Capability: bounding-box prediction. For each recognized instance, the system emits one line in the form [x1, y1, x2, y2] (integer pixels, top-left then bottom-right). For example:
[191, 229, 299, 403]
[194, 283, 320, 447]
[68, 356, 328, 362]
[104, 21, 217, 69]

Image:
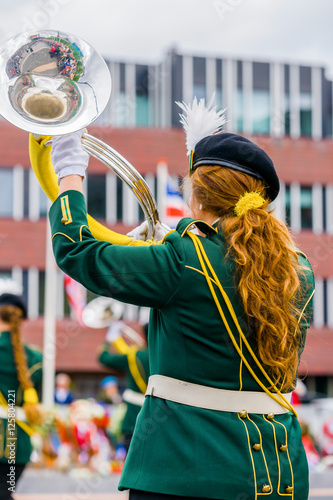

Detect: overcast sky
[1, 0, 333, 79]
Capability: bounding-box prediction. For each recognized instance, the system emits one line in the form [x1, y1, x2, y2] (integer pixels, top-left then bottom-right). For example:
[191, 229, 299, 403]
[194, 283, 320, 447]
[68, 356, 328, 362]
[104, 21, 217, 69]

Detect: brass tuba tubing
[82, 133, 159, 239]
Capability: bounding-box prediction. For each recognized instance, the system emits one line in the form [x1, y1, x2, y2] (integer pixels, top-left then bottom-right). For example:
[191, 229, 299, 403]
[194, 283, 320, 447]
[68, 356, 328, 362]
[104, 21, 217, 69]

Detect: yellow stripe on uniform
[127, 347, 147, 394]
[60, 195, 73, 225]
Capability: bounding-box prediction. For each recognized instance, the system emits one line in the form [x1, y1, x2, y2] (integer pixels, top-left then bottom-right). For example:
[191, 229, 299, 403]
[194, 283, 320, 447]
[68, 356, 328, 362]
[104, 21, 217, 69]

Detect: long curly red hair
[191, 165, 305, 391]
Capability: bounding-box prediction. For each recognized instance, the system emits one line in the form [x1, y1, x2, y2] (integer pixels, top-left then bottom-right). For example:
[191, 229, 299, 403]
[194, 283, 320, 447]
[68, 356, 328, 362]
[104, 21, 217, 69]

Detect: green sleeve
[49, 191, 184, 309]
[99, 348, 129, 371]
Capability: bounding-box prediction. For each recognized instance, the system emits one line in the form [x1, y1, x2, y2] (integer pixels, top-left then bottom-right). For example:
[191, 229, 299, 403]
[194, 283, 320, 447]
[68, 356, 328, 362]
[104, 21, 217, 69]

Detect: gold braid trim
[127, 347, 147, 394]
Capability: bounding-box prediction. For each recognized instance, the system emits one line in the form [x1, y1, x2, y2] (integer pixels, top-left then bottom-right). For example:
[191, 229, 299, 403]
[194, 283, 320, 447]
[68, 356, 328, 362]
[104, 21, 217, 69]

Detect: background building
[0, 49, 332, 397]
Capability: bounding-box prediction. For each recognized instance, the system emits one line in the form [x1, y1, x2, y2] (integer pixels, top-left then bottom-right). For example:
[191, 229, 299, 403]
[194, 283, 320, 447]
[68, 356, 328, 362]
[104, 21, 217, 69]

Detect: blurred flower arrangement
[30, 399, 126, 475]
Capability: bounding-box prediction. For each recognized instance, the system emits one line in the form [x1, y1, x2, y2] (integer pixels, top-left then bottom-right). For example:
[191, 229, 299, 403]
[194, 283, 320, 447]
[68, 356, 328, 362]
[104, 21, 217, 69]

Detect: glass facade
[253, 62, 270, 134]
[193, 57, 206, 101]
[253, 89, 270, 134]
[135, 65, 149, 127]
[300, 92, 312, 137]
[300, 186, 313, 229]
[300, 66, 312, 137]
[284, 65, 291, 136]
[216, 59, 223, 109]
[235, 61, 243, 132]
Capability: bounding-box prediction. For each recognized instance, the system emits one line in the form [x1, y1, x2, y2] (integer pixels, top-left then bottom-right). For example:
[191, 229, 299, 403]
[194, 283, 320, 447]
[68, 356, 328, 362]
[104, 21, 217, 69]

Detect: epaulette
[176, 217, 218, 237]
[296, 249, 308, 260]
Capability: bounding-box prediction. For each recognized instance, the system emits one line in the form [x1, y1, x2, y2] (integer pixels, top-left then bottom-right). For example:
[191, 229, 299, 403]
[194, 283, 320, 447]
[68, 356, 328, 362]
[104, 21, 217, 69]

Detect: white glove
[127, 221, 149, 241]
[51, 130, 89, 184]
[105, 320, 124, 343]
[127, 221, 171, 242]
[154, 221, 171, 241]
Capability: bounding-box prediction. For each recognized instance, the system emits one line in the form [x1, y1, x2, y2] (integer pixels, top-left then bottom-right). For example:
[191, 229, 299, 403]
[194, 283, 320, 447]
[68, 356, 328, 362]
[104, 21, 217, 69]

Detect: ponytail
[191, 166, 305, 391]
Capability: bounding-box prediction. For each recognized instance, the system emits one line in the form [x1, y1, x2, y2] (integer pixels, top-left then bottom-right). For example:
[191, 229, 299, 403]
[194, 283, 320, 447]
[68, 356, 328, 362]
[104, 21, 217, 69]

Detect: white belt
[123, 389, 145, 407]
[145, 375, 292, 415]
[0, 405, 27, 421]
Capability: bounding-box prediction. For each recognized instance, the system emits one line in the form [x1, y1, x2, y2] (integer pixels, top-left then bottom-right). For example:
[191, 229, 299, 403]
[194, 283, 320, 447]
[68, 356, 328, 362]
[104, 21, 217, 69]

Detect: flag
[157, 160, 190, 229]
[64, 274, 87, 327]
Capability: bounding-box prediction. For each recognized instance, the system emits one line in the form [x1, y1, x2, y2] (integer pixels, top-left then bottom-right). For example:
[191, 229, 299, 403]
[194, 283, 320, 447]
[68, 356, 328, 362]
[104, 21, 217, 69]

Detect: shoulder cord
[0, 389, 35, 436]
[186, 231, 297, 418]
[127, 347, 148, 394]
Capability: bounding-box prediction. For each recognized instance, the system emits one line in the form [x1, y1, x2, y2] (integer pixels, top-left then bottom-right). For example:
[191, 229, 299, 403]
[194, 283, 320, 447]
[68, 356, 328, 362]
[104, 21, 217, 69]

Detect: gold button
[285, 486, 293, 493]
[239, 410, 248, 418]
[279, 444, 288, 452]
[262, 484, 271, 493]
[252, 443, 261, 451]
[267, 412, 275, 420]
[61, 217, 67, 224]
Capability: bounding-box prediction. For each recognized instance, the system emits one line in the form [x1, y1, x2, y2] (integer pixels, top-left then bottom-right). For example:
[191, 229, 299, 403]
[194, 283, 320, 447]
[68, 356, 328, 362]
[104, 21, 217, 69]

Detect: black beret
[0, 293, 27, 319]
[191, 133, 280, 201]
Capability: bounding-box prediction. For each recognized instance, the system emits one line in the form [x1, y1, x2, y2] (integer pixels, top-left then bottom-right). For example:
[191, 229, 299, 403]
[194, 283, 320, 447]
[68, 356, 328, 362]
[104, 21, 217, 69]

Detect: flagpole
[42, 213, 56, 408]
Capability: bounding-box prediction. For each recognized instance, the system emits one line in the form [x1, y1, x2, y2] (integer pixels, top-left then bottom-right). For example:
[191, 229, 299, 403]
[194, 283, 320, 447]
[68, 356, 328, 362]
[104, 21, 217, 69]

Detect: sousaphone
[0, 30, 159, 242]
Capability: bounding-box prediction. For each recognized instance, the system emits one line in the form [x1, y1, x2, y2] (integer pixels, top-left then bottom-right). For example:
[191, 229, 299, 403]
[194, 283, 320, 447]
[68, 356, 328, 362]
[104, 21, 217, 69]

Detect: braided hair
[0, 303, 43, 426]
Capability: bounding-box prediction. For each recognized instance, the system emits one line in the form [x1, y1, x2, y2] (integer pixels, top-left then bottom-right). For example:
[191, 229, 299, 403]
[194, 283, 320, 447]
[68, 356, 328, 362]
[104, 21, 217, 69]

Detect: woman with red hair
[45, 98, 314, 500]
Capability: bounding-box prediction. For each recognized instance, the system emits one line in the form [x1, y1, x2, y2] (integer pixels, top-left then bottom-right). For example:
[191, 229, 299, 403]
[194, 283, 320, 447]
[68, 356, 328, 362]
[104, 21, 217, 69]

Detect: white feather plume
[0, 279, 23, 296]
[176, 96, 226, 156]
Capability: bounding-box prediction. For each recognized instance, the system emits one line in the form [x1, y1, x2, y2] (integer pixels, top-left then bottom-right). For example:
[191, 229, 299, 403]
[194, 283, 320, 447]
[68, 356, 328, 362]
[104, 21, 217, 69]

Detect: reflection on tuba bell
[0, 30, 159, 239]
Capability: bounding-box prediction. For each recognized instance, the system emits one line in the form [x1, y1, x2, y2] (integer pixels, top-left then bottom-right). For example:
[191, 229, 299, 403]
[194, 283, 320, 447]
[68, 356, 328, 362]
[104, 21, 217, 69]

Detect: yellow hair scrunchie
[234, 192, 265, 217]
[23, 387, 39, 405]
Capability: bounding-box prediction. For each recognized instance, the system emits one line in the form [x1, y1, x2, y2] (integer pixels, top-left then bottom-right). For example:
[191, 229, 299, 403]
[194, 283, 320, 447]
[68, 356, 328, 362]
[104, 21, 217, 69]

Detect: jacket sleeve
[98, 346, 129, 371]
[49, 190, 184, 309]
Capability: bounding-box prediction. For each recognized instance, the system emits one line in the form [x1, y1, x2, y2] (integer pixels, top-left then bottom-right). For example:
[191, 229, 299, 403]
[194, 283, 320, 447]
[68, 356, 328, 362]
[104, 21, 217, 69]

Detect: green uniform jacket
[0, 331, 43, 464]
[98, 346, 149, 435]
[50, 191, 314, 500]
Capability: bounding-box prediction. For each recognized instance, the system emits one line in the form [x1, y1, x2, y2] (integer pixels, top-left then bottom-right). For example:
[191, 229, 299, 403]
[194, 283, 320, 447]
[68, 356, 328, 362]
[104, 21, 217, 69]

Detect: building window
[235, 61, 243, 132]
[300, 66, 312, 137]
[253, 89, 270, 134]
[0, 269, 12, 280]
[300, 92, 312, 137]
[321, 72, 332, 138]
[87, 174, 106, 220]
[23, 170, 29, 218]
[116, 176, 123, 221]
[0, 169, 13, 217]
[216, 59, 223, 109]
[300, 186, 312, 229]
[285, 185, 291, 226]
[171, 54, 183, 127]
[38, 270, 45, 316]
[136, 65, 149, 127]
[323, 279, 328, 326]
[284, 65, 290, 135]
[253, 62, 270, 134]
[39, 187, 48, 217]
[193, 57, 206, 101]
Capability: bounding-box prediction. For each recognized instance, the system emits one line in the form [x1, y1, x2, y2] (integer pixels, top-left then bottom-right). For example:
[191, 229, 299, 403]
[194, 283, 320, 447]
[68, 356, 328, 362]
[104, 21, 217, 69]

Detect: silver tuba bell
[0, 30, 159, 238]
[82, 296, 146, 347]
